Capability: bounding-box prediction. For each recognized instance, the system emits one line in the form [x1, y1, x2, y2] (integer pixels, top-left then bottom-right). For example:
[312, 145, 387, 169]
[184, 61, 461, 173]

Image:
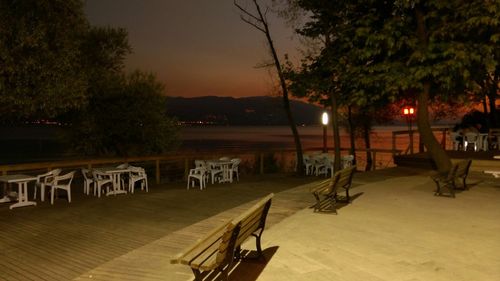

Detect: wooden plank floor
[0, 172, 324, 281]
[0, 168, 424, 281]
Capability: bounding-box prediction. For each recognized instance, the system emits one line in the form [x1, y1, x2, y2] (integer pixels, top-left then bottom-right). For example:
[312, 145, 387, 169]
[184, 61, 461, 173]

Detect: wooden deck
[0, 168, 440, 281]
[0, 173, 324, 281]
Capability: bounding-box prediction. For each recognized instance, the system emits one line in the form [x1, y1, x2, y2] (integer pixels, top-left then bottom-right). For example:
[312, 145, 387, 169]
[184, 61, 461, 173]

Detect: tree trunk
[330, 92, 341, 171]
[235, 0, 305, 175]
[487, 77, 499, 128]
[363, 121, 372, 171]
[415, 6, 451, 173]
[418, 83, 451, 173]
[347, 105, 356, 165]
[258, 2, 304, 175]
[482, 95, 488, 115]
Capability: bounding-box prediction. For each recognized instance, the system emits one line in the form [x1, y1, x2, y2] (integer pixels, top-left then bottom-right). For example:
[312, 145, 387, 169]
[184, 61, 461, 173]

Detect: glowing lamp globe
[321, 112, 329, 125]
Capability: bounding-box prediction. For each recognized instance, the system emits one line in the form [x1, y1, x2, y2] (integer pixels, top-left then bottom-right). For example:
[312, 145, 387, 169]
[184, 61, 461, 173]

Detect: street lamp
[402, 106, 415, 154]
[322, 111, 329, 152]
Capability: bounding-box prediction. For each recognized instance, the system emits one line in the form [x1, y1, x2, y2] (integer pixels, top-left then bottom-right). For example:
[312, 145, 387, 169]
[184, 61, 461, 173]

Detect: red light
[403, 107, 415, 116]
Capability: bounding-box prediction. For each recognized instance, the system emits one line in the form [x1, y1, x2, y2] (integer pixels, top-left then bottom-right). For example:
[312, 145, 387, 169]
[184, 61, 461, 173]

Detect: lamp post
[322, 111, 329, 152]
[402, 106, 415, 154]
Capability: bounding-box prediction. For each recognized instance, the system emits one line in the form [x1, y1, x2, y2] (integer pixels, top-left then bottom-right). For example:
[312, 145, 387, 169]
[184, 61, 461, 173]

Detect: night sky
[84, 0, 299, 98]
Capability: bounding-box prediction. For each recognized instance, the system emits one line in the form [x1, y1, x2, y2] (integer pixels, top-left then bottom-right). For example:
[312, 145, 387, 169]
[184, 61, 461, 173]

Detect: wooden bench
[431, 159, 472, 198]
[310, 166, 356, 214]
[170, 193, 273, 281]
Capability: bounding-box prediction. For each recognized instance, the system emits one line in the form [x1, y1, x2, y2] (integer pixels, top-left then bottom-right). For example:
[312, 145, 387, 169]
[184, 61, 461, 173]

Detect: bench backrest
[215, 222, 241, 267]
[231, 193, 273, 248]
[455, 159, 472, 178]
[334, 166, 356, 190]
[448, 159, 471, 180]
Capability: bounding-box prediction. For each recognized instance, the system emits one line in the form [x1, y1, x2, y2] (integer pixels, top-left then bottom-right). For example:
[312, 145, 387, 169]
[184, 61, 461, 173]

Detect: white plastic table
[208, 160, 233, 183]
[0, 174, 37, 210]
[96, 167, 130, 196]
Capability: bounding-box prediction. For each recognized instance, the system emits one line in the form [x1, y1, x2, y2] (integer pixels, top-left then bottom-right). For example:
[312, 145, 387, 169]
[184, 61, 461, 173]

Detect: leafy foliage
[1, 0, 179, 156]
[0, 0, 88, 120]
[63, 71, 179, 156]
[280, 0, 500, 172]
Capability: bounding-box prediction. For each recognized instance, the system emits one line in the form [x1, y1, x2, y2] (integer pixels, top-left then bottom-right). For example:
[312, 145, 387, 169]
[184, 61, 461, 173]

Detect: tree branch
[240, 15, 266, 33]
[234, 0, 263, 24]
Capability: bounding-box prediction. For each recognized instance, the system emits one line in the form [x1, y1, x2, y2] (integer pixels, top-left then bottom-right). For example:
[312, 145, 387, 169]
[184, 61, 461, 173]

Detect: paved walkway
[251, 173, 500, 281]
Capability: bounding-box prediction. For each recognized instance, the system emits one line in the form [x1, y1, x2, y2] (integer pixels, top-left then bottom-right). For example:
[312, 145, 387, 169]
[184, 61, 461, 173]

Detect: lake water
[180, 125, 411, 151]
[0, 125, 451, 167]
[180, 125, 452, 170]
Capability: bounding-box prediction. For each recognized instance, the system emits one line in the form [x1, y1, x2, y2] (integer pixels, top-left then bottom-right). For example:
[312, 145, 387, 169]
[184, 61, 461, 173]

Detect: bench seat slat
[191, 225, 236, 271]
[236, 214, 262, 245]
[309, 179, 331, 193]
[231, 194, 273, 225]
[170, 221, 230, 265]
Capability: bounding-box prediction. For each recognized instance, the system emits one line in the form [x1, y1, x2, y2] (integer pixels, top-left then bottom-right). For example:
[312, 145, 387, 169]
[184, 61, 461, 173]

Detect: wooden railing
[0, 147, 401, 183]
[392, 127, 449, 155]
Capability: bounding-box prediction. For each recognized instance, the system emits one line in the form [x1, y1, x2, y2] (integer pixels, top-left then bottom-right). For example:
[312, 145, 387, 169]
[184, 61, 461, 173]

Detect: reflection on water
[180, 125, 407, 151]
[180, 125, 452, 170]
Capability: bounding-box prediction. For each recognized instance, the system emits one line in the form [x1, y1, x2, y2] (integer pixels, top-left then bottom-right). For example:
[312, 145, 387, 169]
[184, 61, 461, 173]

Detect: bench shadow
[310, 192, 364, 214]
[201, 246, 279, 281]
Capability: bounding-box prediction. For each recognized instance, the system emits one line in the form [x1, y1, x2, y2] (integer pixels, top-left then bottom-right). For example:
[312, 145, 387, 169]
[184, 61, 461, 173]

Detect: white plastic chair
[325, 157, 334, 176]
[116, 163, 130, 187]
[314, 156, 329, 177]
[128, 166, 148, 193]
[207, 161, 224, 184]
[303, 155, 313, 175]
[187, 167, 206, 190]
[116, 163, 129, 169]
[92, 170, 113, 198]
[219, 157, 230, 161]
[230, 158, 241, 182]
[81, 168, 95, 195]
[50, 171, 76, 205]
[194, 160, 206, 168]
[464, 133, 479, 151]
[341, 155, 355, 168]
[195, 160, 209, 183]
[35, 168, 61, 202]
[450, 132, 462, 151]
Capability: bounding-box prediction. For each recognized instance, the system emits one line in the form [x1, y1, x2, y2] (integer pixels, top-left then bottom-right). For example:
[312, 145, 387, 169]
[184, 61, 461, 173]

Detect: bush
[63, 71, 179, 156]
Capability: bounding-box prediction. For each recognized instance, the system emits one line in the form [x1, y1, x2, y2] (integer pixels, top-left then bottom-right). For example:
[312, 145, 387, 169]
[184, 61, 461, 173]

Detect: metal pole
[323, 125, 327, 152]
[409, 116, 414, 154]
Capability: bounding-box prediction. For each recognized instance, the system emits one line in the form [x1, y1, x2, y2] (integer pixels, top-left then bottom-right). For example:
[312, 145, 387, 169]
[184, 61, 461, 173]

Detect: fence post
[372, 151, 377, 170]
[184, 158, 189, 180]
[442, 128, 447, 149]
[392, 132, 397, 157]
[156, 159, 160, 184]
[260, 153, 264, 174]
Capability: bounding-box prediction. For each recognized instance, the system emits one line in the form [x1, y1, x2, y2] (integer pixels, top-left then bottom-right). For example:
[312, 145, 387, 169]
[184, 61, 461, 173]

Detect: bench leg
[192, 269, 202, 281]
[234, 245, 242, 260]
[344, 188, 350, 203]
[330, 194, 338, 215]
[252, 230, 264, 257]
[313, 192, 321, 212]
[433, 181, 442, 196]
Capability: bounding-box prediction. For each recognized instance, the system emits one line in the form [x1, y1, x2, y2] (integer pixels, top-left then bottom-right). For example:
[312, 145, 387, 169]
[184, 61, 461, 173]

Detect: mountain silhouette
[166, 96, 323, 125]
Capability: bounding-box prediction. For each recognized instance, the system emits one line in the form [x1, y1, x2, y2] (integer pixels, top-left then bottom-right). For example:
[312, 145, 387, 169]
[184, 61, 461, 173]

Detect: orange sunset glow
[85, 0, 299, 98]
